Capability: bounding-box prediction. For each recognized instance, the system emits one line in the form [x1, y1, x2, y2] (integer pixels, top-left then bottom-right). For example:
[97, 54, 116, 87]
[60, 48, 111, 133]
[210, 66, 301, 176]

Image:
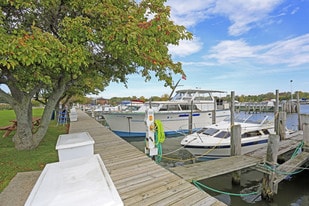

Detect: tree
[0, 0, 192, 150]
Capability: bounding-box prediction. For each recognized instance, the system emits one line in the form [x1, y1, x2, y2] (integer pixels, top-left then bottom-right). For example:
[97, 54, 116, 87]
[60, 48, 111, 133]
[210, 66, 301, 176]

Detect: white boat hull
[103, 110, 230, 137]
[182, 135, 269, 159]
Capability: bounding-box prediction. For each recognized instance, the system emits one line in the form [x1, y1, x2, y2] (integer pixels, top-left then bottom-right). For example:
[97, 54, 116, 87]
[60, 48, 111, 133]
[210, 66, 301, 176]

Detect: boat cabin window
[179, 104, 197, 110]
[262, 129, 270, 135]
[214, 131, 230, 138]
[159, 104, 180, 111]
[198, 128, 219, 135]
[123, 105, 141, 111]
[194, 93, 213, 101]
[242, 130, 262, 138]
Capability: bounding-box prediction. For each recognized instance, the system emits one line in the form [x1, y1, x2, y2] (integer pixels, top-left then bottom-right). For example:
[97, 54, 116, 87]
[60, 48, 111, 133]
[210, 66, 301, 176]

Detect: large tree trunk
[12, 98, 35, 150]
[11, 82, 67, 150]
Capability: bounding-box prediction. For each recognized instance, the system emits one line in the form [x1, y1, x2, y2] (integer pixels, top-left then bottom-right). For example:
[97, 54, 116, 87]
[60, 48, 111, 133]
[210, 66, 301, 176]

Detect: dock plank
[119, 174, 180, 199]
[170, 155, 261, 181]
[274, 152, 309, 185]
[125, 182, 193, 206]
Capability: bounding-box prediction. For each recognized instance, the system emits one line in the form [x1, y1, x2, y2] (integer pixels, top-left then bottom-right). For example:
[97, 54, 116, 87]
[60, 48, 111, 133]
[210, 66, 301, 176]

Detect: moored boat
[181, 114, 280, 159]
[103, 89, 230, 137]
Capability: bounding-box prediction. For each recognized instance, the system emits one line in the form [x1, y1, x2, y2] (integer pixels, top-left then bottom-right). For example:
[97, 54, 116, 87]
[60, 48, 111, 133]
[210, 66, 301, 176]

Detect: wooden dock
[170, 155, 260, 181]
[69, 110, 226, 206]
[170, 131, 309, 188]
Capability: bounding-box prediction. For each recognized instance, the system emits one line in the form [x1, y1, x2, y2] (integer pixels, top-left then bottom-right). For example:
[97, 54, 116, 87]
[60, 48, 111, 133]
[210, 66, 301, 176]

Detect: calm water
[122, 105, 309, 206]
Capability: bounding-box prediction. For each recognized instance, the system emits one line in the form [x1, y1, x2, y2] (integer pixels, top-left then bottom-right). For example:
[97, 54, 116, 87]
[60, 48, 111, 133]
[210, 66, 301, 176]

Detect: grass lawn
[0, 108, 67, 192]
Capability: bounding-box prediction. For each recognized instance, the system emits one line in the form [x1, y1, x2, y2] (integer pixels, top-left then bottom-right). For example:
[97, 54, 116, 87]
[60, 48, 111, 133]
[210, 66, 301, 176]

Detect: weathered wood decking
[170, 131, 308, 184]
[169, 155, 261, 181]
[69, 110, 226, 206]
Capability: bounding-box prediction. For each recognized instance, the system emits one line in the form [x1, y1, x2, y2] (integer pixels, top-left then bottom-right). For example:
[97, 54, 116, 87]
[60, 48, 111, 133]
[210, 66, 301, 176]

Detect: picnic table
[0, 124, 17, 138]
[0, 117, 41, 138]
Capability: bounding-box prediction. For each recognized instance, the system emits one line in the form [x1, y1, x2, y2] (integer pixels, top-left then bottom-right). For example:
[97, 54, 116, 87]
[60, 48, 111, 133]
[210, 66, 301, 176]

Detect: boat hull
[183, 138, 268, 159]
[103, 110, 230, 137]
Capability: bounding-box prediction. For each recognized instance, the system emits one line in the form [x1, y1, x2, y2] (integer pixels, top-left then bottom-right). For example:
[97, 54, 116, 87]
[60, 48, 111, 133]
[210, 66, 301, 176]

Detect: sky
[98, 0, 309, 99]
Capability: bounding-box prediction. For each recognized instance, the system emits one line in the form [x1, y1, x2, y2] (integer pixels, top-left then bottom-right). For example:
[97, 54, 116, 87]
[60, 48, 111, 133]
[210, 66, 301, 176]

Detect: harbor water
[121, 105, 309, 206]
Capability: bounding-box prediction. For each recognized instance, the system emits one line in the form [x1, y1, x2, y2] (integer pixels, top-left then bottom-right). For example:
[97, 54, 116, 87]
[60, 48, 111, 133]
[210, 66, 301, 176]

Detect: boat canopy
[172, 89, 226, 101]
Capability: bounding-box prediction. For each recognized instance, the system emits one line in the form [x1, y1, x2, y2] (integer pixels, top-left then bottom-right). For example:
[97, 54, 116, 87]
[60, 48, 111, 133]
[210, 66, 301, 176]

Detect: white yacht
[102, 89, 230, 137]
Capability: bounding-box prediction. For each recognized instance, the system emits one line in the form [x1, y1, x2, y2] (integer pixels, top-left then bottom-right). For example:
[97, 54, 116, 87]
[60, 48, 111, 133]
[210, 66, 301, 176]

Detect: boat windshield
[215, 131, 230, 138]
[197, 128, 219, 135]
[172, 90, 213, 101]
[232, 114, 273, 124]
[241, 130, 262, 138]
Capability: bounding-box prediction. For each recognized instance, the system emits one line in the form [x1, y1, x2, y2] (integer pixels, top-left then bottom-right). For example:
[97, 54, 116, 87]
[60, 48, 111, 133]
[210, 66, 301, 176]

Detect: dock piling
[262, 134, 280, 201]
[231, 124, 241, 185]
[303, 123, 309, 152]
[278, 112, 287, 140]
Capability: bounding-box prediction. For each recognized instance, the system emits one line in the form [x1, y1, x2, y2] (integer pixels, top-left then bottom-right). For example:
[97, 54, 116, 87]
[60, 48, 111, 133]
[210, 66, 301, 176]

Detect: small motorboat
[181, 114, 279, 159]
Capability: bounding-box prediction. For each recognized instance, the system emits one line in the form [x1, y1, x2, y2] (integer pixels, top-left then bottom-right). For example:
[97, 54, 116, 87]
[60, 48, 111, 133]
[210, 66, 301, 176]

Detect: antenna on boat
[169, 78, 181, 99]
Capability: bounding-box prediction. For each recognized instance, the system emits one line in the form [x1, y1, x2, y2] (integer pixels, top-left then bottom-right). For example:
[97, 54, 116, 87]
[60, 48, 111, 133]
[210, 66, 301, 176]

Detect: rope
[154, 120, 165, 163]
[192, 180, 260, 197]
[260, 140, 306, 176]
[262, 163, 306, 175]
[159, 129, 228, 162]
[291, 141, 304, 159]
[155, 120, 165, 143]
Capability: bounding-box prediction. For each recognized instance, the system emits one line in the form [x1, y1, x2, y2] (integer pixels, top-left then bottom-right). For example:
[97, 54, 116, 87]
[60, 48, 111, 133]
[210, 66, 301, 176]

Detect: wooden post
[262, 134, 280, 201]
[297, 92, 301, 131]
[231, 124, 241, 185]
[274, 90, 279, 134]
[278, 112, 286, 140]
[303, 123, 309, 152]
[230, 91, 235, 126]
[212, 97, 216, 124]
[188, 100, 193, 134]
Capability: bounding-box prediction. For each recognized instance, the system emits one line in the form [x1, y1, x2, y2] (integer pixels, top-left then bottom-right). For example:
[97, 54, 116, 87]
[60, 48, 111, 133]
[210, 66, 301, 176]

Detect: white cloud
[167, 0, 286, 36]
[203, 33, 309, 66]
[258, 34, 309, 66]
[166, 0, 215, 28]
[210, 0, 283, 36]
[206, 40, 256, 63]
[168, 37, 203, 57]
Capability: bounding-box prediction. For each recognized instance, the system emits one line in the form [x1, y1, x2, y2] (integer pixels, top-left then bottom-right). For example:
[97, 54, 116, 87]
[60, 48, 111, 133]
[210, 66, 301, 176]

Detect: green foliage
[0, 109, 67, 192]
[0, 0, 192, 149]
[223, 91, 309, 102]
[0, 0, 191, 96]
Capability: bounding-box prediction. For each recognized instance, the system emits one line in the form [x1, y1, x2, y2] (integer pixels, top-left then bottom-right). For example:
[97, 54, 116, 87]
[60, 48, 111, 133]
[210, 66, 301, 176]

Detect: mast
[168, 79, 181, 99]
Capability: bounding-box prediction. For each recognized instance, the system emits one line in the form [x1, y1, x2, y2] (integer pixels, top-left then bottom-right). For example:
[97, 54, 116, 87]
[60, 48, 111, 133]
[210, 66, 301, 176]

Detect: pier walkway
[0, 110, 226, 206]
[70, 110, 225, 205]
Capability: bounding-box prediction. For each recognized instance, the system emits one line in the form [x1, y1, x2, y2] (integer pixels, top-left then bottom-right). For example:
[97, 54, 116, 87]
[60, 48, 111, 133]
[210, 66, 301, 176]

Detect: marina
[1, 104, 309, 205]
